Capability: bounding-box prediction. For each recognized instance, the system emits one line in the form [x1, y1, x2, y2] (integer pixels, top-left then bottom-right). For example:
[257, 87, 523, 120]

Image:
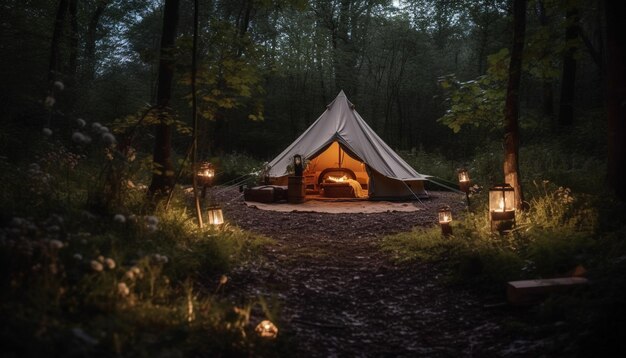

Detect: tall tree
[557, 1, 579, 127]
[605, 0, 626, 201]
[148, 0, 180, 197]
[48, 0, 69, 83]
[503, 0, 526, 210]
[85, 0, 109, 81]
[191, 0, 203, 226]
[537, 0, 555, 122]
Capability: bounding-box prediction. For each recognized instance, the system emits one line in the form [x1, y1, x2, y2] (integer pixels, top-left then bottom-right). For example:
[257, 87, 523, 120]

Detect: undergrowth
[0, 124, 286, 356]
[383, 159, 626, 353]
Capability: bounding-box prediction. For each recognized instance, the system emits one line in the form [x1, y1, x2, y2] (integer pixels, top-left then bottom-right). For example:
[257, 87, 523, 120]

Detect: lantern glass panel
[438, 208, 452, 224]
[458, 169, 470, 183]
[207, 207, 224, 225]
[489, 184, 515, 212]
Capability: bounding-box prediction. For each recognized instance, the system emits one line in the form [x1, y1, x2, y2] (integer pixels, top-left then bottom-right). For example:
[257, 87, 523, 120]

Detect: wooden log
[507, 277, 589, 305]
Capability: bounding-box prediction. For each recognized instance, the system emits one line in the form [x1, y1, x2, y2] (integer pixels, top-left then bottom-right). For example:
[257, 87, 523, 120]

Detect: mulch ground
[214, 188, 558, 357]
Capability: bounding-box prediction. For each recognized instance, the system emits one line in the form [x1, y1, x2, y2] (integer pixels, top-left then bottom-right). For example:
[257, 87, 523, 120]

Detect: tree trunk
[558, 5, 579, 127]
[503, 0, 526, 211]
[149, 0, 180, 197]
[68, 0, 78, 77]
[537, 0, 555, 123]
[85, 1, 108, 81]
[191, 0, 203, 227]
[48, 0, 69, 83]
[605, 0, 626, 201]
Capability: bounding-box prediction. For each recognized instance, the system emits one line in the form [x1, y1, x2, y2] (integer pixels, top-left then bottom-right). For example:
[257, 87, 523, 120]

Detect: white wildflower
[42, 127, 53, 136]
[53, 81, 64, 91]
[100, 126, 109, 133]
[91, 122, 102, 131]
[154, 254, 169, 264]
[117, 282, 130, 297]
[113, 214, 126, 224]
[102, 132, 116, 146]
[44, 96, 55, 108]
[72, 132, 86, 144]
[76, 118, 86, 127]
[145, 216, 159, 226]
[49, 239, 64, 249]
[46, 225, 61, 233]
[90, 260, 103, 272]
[124, 270, 135, 281]
[104, 258, 116, 270]
[73, 253, 83, 260]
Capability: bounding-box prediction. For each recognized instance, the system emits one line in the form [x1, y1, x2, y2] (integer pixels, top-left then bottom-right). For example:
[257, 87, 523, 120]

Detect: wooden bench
[506, 277, 589, 305]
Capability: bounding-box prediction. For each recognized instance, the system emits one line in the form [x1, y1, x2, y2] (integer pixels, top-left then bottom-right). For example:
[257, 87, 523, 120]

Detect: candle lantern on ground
[489, 184, 515, 232]
[458, 168, 470, 193]
[288, 155, 305, 203]
[255, 320, 278, 339]
[438, 206, 453, 236]
[207, 205, 224, 226]
[196, 162, 215, 198]
[458, 167, 471, 207]
[293, 154, 303, 177]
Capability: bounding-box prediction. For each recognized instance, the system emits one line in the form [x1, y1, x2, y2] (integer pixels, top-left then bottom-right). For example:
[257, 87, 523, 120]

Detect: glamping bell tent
[267, 91, 430, 200]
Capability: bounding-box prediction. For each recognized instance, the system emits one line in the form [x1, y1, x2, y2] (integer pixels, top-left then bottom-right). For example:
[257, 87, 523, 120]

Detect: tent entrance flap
[305, 141, 369, 188]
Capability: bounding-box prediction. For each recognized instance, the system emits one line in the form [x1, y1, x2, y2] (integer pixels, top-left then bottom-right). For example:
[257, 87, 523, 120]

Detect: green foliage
[398, 148, 456, 181]
[211, 152, 265, 184]
[437, 48, 510, 133]
[381, 181, 604, 290]
[0, 118, 283, 356]
[188, 21, 265, 123]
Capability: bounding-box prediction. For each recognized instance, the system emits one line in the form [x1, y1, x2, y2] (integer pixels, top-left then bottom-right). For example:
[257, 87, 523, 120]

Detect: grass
[384, 129, 626, 353]
[0, 135, 288, 356]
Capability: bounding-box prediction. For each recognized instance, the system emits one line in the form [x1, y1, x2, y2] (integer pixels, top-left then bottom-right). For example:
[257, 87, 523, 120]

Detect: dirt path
[216, 188, 540, 357]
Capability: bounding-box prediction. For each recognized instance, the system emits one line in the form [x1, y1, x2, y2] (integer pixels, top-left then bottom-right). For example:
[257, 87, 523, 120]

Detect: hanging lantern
[438, 206, 453, 236]
[196, 162, 215, 186]
[457, 168, 470, 193]
[255, 320, 278, 339]
[293, 154, 303, 177]
[489, 184, 515, 232]
[207, 205, 224, 226]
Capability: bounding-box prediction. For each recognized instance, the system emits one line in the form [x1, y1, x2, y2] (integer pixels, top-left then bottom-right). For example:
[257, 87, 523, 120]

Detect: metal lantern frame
[438, 206, 453, 236]
[489, 183, 516, 232]
[457, 168, 471, 193]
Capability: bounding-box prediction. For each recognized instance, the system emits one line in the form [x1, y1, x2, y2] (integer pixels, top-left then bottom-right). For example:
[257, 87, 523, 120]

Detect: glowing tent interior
[266, 91, 431, 200]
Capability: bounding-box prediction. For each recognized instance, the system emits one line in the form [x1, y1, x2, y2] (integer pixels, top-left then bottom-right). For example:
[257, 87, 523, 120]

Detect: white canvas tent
[267, 91, 430, 200]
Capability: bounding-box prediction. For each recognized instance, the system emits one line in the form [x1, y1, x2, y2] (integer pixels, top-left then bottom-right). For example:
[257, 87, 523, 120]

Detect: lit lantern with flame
[489, 184, 515, 232]
[438, 206, 453, 236]
[196, 162, 215, 186]
[458, 168, 470, 193]
[293, 154, 303, 177]
[207, 206, 224, 226]
[255, 320, 278, 339]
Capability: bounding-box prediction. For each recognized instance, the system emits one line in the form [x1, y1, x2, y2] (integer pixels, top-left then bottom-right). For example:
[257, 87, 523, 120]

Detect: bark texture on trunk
[149, 0, 180, 197]
[503, 0, 527, 210]
[605, 0, 626, 201]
